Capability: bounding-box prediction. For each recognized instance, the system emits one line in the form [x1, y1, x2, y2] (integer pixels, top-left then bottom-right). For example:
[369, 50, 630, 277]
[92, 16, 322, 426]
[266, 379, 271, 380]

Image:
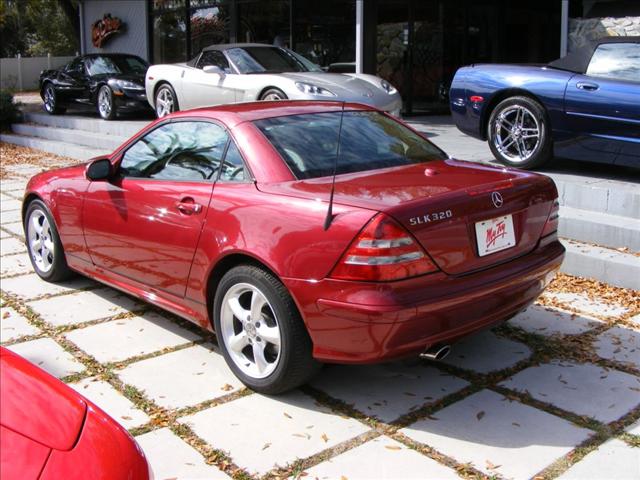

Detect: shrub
[0, 90, 21, 131]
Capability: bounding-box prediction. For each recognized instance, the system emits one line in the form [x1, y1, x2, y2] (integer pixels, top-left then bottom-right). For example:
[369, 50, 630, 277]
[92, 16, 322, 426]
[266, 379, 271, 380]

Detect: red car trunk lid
[259, 159, 557, 275]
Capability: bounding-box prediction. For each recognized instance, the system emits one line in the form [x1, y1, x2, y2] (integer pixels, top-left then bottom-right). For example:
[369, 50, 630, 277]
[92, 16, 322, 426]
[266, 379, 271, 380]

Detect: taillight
[541, 199, 560, 237]
[330, 213, 439, 282]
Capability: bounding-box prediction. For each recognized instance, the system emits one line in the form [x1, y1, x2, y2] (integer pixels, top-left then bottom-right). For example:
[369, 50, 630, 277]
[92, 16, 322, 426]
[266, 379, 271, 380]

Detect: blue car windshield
[255, 111, 447, 179]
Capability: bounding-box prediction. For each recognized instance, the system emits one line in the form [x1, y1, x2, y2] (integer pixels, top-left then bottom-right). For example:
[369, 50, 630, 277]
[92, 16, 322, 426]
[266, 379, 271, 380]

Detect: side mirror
[86, 158, 111, 181]
[203, 65, 224, 75]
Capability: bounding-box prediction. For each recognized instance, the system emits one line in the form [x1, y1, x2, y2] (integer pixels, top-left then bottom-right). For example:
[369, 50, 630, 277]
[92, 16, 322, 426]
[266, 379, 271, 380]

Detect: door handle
[175, 197, 202, 215]
[576, 81, 599, 91]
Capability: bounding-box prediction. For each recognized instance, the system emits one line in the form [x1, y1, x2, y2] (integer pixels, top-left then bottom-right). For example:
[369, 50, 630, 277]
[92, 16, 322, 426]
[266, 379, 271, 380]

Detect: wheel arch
[256, 86, 285, 101]
[205, 252, 285, 329]
[480, 88, 550, 140]
[22, 193, 45, 224]
[152, 80, 173, 108]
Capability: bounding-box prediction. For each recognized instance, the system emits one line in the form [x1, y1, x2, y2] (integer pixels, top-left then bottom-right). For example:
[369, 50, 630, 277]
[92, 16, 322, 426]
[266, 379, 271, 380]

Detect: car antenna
[323, 102, 345, 231]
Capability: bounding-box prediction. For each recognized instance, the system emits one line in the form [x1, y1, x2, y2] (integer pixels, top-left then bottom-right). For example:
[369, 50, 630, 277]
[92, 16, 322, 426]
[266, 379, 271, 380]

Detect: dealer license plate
[475, 215, 516, 256]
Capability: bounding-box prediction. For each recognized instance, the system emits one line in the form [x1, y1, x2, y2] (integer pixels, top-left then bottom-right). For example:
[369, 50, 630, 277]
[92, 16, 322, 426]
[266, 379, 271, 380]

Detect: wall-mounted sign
[91, 14, 125, 48]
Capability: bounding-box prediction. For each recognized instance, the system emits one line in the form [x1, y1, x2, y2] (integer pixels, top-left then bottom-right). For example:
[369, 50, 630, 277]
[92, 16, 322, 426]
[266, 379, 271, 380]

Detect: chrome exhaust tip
[419, 344, 451, 361]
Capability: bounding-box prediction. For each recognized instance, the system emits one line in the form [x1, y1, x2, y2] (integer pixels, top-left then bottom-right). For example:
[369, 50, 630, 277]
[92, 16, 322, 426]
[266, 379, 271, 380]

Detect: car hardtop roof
[548, 36, 640, 73]
[201, 43, 278, 52]
[167, 100, 378, 127]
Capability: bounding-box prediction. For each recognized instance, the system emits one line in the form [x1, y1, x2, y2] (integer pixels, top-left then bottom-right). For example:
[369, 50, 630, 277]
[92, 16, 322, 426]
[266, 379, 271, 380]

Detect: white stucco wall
[81, 0, 149, 61]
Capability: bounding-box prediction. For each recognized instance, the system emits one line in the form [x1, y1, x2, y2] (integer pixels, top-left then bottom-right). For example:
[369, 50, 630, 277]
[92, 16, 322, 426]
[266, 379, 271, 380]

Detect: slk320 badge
[409, 210, 453, 226]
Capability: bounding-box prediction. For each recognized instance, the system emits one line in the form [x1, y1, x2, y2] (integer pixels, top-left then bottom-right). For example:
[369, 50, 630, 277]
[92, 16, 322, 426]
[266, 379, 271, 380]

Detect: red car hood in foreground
[0, 347, 150, 480]
[259, 159, 557, 275]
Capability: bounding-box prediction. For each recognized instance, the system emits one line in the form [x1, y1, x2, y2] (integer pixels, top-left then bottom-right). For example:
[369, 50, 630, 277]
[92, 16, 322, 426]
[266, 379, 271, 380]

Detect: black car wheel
[42, 84, 65, 115]
[24, 199, 75, 282]
[488, 96, 552, 169]
[260, 88, 288, 101]
[155, 84, 179, 118]
[213, 265, 321, 394]
[97, 85, 117, 120]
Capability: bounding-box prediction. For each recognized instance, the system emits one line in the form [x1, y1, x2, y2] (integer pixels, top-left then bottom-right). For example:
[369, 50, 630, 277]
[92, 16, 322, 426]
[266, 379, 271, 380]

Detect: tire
[42, 83, 65, 115]
[97, 85, 117, 120]
[213, 265, 320, 394]
[24, 199, 75, 282]
[487, 96, 552, 169]
[154, 84, 179, 118]
[260, 88, 288, 101]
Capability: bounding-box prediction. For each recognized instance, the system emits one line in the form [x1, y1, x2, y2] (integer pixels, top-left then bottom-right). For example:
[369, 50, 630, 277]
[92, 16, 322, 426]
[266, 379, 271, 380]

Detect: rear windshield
[254, 111, 446, 179]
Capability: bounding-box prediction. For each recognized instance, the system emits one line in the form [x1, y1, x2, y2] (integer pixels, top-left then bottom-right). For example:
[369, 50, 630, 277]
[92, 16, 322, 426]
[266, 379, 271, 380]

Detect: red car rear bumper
[285, 236, 564, 363]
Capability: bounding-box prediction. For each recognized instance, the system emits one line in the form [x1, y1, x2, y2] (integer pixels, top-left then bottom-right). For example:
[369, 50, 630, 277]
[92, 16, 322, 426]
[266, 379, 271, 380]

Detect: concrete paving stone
[28, 287, 142, 327]
[543, 292, 629, 319]
[1, 222, 24, 238]
[441, 330, 532, 374]
[0, 237, 26, 255]
[509, 305, 602, 337]
[303, 436, 460, 480]
[118, 344, 242, 410]
[0, 273, 96, 300]
[0, 199, 22, 212]
[0, 305, 40, 342]
[0, 230, 8, 239]
[401, 389, 593, 480]
[0, 180, 27, 192]
[0, 252, 32, 277]
[626, 419, 640, 436]
[500, 361, 640, 423]
[0, 193, 15, 202]
[594, 326, 640, 369]
[136, 428, 231, 480]
[556, 439, 640, 480]
[311, 363, 469, 423]
[65, 311, 200, 363]
[7, 338, 85, 378]
[69, 377, 150, 430]
[181, 390, 370, 476]
[0, 210, 21, 224]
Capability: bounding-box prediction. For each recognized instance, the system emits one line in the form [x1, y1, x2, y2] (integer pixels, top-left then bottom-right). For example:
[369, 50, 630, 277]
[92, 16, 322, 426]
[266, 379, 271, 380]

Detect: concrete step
[0, 133, 110, 161]
[558, 206, 640, 253]
[11, 123, 126, 152]
[560, 238, 640, 290]
[22, 111, 146, 138]
[552, 176, 640, 219]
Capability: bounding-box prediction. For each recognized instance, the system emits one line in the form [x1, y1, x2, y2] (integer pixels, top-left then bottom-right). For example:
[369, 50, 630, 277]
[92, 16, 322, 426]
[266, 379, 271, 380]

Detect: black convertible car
[39, 54, 150, 120]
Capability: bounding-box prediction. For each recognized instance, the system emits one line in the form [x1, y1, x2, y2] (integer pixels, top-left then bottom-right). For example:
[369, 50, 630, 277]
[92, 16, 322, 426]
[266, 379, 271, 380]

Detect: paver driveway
[1, 145, 639, 480]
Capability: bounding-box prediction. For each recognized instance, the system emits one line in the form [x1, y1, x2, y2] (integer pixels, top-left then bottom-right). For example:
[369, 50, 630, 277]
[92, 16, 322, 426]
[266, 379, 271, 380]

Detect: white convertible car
[145, 43, 402, 117]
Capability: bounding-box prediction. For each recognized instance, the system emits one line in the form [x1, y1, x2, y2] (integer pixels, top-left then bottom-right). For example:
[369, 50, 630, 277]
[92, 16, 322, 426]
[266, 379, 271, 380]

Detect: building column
[560, 0, 569, 56]
[356, 0, 364, 73]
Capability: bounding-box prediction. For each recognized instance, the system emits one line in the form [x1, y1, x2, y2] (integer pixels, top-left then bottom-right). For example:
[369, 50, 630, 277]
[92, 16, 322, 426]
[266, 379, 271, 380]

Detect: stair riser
[0, 134, 110, 161]
[23, 112, 145, 138]
[558, 218, 640, 252]
[12, 124, 123, 152]
[555, 179, 640, 219]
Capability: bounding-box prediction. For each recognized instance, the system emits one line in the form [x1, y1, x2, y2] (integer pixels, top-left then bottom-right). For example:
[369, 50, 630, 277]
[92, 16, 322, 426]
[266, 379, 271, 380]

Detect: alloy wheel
[156, 88, 175, 117]
[98, 87, 112, 118]
[262, 92, 285, 101]
[27, 208, 55, 273]
[219, 282, 281, 379]
[44, 86, 55, 113]
[492, 105, 541, 164]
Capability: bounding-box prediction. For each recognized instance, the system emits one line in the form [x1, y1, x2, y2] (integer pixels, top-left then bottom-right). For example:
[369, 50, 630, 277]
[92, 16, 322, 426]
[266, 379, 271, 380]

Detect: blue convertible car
[450, 37, 639, 169]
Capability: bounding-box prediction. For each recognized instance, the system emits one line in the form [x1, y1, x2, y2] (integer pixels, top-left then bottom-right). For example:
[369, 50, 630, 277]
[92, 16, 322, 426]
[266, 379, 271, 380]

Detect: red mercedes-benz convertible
[22, 101, 563, 393]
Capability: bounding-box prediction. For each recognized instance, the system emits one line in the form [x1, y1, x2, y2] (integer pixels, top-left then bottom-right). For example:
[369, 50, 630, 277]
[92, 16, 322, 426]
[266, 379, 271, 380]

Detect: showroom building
[78, 0, 639, 114]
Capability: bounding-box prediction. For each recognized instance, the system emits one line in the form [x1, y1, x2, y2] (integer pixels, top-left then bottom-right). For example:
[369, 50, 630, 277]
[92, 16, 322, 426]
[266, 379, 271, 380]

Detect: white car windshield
[226, 46, 322, 74]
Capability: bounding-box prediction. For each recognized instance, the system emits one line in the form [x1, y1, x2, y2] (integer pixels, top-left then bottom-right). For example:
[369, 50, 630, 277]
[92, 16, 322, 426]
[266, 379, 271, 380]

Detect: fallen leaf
[476, 411, 485, 421]
[262, 443, 271, 450]
[221, 383, 233, 391]
[385, 445, 401, 451]
[284, 412, 292, 419]
[321, 433, 329, 443]
[121, 415, 132, 420]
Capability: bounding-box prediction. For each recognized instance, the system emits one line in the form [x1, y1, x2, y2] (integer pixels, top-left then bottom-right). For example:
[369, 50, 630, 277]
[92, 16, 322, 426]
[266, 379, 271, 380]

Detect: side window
[65, 57, 83, 73]
[586, 43, 640, 83]
[197, 51, 231, 72]
[120, 121, 228, 181]
[219, 141, 248, 182]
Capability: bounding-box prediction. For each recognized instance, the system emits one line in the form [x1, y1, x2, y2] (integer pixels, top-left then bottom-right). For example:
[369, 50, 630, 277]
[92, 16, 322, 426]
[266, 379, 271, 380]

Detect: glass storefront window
[153, 10, 187, 63]
[190, 2, 230, 55]
[292, 1, 356, 68]
[237, 0, 291, 45]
